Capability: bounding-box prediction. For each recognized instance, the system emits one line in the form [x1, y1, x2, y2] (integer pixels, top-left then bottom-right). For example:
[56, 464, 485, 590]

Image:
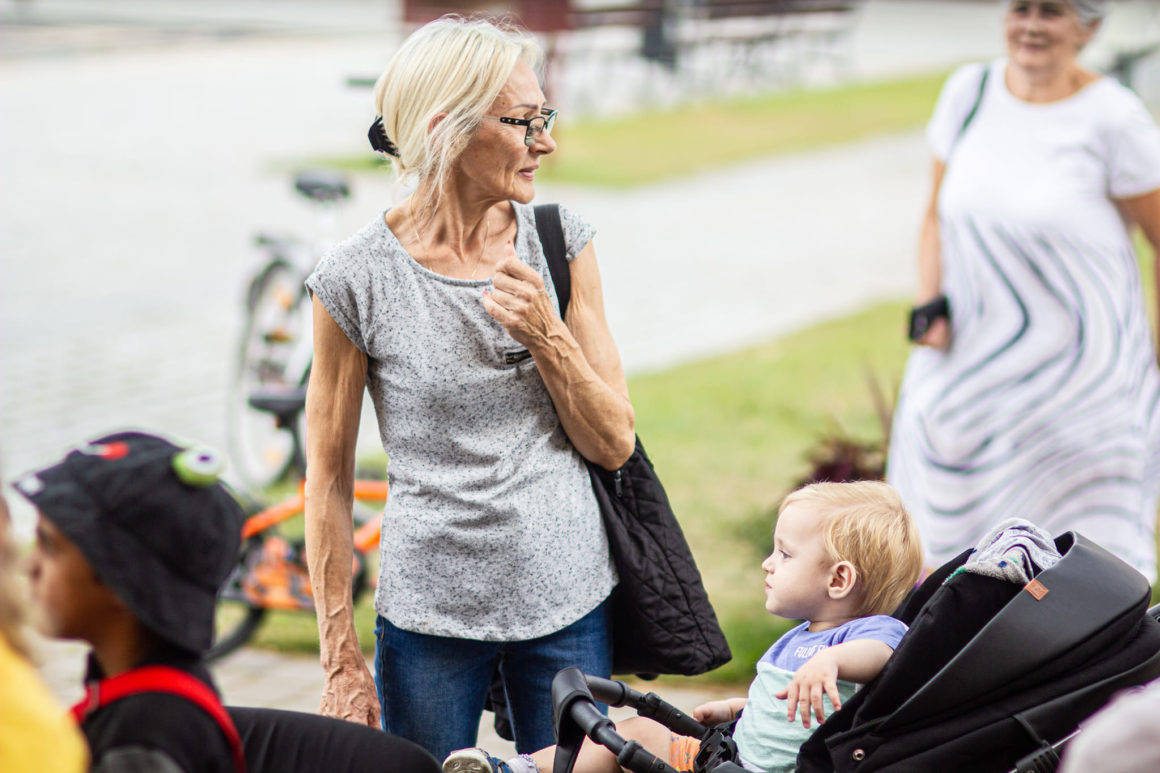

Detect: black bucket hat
[13, 431, 243, 653]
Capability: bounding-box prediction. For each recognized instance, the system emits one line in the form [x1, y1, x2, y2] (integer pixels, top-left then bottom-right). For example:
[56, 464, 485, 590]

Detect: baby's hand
[775, 651, 841, 729]
[693, 700, 737, 726]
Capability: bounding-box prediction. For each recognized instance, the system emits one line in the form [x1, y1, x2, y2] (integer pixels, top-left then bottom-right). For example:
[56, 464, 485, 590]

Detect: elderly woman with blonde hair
[889, 0, 1160, 579]
[303, 16, 635, 760]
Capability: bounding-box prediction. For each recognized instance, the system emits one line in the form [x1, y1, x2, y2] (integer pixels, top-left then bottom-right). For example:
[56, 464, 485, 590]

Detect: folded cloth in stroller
[551, 532, 1160, 773]
[960, 517, 1061, 584]
[796, 532, 1160, 772]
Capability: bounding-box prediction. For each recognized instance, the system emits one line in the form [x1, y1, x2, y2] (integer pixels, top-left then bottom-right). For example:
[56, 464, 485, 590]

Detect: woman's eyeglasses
[483, 108, 558, 147]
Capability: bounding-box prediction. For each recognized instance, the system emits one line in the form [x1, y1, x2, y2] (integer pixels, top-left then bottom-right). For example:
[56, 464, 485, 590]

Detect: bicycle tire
[227, 257, 314, 489]
[208, 539, 269, 661]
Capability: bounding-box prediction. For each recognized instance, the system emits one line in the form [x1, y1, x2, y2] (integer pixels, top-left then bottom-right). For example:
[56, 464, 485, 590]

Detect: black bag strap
[533, 204, 732, 677]
[534, 203, 570, 319]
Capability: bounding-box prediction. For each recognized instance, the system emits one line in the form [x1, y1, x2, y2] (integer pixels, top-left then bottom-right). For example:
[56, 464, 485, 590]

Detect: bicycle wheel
[227, 256, 314, 489]
[208, 539, 268, 661]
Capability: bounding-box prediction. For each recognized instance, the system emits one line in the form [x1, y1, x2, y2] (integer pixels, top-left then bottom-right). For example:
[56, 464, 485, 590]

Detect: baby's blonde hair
[779, 481, 923, 617]
[373, 15, 541, 216]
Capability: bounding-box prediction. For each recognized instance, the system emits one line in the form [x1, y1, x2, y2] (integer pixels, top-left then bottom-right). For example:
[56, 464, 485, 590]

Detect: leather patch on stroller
[1024, 579, 1049, 600]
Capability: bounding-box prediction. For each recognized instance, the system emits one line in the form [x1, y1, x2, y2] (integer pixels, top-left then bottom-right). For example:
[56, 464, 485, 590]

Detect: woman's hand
[319, 657, 381, 727]
[776, 651, 841, 729]
[917, 316, 951, 349]
[482, 240, 635, 469]
[483, 243, 561, 349]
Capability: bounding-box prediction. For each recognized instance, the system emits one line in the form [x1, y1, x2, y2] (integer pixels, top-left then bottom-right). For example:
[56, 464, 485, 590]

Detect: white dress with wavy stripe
[887, 60, 1160, 580]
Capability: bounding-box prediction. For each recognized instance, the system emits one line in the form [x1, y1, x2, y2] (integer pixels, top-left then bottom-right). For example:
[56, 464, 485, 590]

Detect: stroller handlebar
[584, 675, 708, 739]
[583, 675, 635, 705]
[552, 669, 709, 773]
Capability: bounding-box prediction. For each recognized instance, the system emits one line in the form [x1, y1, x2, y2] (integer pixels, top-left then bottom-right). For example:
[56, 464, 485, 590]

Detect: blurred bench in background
[398, 1, 864, 112]
[563, 0, 863, 109]
[568, 1, 860, 69]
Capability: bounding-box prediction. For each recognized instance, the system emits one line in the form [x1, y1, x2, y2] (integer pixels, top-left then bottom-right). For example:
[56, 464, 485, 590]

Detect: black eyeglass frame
[484, 108, 558, 147]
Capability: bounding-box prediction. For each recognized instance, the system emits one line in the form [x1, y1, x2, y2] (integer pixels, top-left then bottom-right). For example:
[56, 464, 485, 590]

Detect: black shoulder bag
[534, 204, 732, 677]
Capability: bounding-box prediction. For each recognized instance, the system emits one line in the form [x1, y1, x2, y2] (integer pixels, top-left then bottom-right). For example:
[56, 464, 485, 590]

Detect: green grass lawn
[539, 72, 946, 187]
[312, 70, 948, 189]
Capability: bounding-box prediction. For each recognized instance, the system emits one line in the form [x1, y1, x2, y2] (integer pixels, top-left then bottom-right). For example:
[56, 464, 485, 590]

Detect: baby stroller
[550, 532, 1160, 773]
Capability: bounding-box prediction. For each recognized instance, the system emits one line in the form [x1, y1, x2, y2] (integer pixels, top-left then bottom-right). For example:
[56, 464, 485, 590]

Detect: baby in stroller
[444, 481, 924, 773]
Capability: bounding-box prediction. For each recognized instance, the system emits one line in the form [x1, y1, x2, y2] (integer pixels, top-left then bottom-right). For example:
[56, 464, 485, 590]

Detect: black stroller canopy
[550, 532, 1160, 773]
[797, 532, 1160, 772]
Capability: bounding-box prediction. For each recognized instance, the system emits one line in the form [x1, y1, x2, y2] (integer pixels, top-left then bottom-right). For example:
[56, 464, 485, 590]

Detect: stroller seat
[797, 531, 1160, 771]
[552, 531, 1160, 773]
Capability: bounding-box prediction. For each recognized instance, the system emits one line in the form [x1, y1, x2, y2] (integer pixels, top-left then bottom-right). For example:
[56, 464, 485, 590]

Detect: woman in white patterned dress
[888, 0, 1160, 580]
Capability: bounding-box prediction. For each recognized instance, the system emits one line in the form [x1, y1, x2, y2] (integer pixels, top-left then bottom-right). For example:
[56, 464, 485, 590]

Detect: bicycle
[227, 168, 350, 490]
[210, 386, 388, 661]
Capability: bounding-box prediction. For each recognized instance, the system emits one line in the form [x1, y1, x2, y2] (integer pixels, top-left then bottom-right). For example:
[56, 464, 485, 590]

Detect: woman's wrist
[914, 285, 943, 305]
[321, 636, 366, 675]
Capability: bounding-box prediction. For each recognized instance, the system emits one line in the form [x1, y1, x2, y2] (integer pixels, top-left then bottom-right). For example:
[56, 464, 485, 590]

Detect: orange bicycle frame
[241, 479, 389, 549]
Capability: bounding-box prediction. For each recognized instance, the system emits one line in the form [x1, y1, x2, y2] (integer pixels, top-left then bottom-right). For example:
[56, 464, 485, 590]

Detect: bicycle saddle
[248, 387, 307, 428]
[294, 169, 350, 202]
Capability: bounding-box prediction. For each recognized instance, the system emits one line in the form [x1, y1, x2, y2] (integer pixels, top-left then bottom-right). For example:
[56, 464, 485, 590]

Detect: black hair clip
[368, 116, 399, 157]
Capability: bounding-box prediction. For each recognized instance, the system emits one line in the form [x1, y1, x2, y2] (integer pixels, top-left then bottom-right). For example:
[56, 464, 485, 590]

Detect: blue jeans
[374, 599, 612, 760]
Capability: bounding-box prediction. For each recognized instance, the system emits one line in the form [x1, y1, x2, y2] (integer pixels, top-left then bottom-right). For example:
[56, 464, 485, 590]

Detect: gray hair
[1067, 0, 1107, 25]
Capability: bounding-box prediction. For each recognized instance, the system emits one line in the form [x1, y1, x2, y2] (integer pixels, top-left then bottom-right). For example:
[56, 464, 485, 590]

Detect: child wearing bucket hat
[14, 430, 246, 773]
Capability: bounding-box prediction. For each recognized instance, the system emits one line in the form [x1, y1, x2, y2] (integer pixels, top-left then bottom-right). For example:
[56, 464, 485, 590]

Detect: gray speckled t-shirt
[306, 201, 616, 640]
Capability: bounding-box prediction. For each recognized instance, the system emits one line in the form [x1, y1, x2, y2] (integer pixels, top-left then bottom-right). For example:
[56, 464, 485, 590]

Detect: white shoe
[443, 748, 507, 773]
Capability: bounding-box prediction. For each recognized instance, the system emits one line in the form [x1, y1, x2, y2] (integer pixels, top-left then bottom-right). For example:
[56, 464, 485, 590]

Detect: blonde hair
[779, 481, 923, 617]
[0, 493, 31, 659]
[373, 15, 541, 216]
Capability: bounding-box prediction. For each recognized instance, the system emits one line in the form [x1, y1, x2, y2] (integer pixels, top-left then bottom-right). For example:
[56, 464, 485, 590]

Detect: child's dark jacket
[78, 645, 235, 773]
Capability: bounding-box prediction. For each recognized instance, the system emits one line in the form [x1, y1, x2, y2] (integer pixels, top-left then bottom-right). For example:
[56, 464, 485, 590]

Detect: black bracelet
[909, 295, 950, 342]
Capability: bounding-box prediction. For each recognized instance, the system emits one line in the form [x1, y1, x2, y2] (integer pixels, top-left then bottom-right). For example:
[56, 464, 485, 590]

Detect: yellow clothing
[0, 636, 88, 773]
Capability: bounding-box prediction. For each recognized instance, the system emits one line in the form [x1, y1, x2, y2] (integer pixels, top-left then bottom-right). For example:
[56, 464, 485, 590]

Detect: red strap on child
[70, 665, 246, 773]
